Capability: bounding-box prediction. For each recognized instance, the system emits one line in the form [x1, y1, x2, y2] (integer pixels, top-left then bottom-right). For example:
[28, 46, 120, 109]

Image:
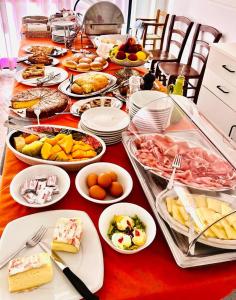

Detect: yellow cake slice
[51, 217, 82, 253]
[8, 252, 53, 293]
[11, 98, 40, 109]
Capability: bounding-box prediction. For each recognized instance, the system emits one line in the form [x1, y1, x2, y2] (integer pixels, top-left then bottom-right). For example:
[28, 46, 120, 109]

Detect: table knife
[39, 242, 99, 300]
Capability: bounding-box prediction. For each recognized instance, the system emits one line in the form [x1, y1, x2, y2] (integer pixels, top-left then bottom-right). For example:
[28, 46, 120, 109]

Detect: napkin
[27, 23, 48, 32]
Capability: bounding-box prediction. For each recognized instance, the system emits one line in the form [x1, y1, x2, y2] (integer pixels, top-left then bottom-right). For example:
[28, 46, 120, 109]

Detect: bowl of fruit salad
[98, 202, 156, 254]
[6, 125, 106, 171]
[75, 162, 133, 204]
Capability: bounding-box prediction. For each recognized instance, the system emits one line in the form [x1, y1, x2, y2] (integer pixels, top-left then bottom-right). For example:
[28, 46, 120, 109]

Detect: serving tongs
[101, 79, 129, 96]
[4, 120, 54, 138]
[36, 73, 61, 86]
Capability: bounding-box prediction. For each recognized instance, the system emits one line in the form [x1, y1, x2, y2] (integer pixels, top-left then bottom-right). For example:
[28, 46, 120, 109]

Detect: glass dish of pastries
[10, 87, 69, 119]
[62, 52, 108, 72]
[22, 64, 45, 79]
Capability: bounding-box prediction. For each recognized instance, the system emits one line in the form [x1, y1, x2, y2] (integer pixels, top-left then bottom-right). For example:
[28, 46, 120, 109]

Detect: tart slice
[8, 253, 53, 293]
[22, 64, 45, 79]
[51, 217, 82, 253]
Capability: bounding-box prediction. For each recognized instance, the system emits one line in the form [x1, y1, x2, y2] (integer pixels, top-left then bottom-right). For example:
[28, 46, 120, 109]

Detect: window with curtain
[0, 0, 129, 59]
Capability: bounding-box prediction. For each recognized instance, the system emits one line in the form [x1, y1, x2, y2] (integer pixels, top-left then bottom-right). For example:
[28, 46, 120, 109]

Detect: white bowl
[75, 162, 133, 204]
[6, 125, 106, 171]
[98, 202, 156, 254]
[10, 164, 70, 208]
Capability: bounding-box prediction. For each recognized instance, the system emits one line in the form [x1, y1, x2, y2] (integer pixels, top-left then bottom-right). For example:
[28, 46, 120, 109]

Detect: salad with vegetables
[108, 215, 146, 250]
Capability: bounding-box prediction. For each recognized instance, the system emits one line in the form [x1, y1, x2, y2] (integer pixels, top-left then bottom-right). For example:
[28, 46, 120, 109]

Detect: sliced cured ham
[134, 134, 236, 190]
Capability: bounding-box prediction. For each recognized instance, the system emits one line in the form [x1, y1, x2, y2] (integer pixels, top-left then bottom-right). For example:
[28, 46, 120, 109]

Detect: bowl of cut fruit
[109, 37, 150, 77]
[6, 125, 106, 171]
[75, 162, 133, 204]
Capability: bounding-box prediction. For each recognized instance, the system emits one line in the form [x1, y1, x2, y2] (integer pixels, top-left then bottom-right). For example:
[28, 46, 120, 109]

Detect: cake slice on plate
[8, 252, 53, 293]
[51, 217, 82, 253]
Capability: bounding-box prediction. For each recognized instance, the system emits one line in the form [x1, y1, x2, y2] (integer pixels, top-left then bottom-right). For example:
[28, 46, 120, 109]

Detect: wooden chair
[158, 24, 222, 103]
[136, 9, 169, 49]
[150, 15, 194, 77]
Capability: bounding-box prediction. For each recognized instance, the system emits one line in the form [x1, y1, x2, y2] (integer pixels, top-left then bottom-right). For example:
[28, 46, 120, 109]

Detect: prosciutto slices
[134, 134, 236, 190]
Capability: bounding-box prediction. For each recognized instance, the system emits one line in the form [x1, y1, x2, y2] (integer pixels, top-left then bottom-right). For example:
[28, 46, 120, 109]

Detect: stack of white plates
[129, 90, 173, 132]
[79, 107, 130, 145]
[51, 20, 76, 30]
[52, 30, 76, 43]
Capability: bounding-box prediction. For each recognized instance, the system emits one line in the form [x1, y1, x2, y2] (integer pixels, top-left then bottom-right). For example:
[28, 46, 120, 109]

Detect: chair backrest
[187, 24, 222, 73]
[165, 15, 194, 61]
[158, 12, 169, 50]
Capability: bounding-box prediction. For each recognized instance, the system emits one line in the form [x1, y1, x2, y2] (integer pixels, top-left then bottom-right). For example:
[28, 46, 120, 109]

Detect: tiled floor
[0, 70, 15, 181]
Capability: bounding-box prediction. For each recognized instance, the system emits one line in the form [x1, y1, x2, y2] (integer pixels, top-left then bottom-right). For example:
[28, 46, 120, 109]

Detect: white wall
[167, 0, 236, 42]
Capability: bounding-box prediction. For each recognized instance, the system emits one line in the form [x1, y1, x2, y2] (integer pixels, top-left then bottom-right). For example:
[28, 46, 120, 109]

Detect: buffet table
[1, 36, 236, 300]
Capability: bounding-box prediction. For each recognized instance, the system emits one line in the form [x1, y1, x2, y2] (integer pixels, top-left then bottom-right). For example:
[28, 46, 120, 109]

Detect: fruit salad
[13, 132, 101, 162]
[108, 215, 146, 250]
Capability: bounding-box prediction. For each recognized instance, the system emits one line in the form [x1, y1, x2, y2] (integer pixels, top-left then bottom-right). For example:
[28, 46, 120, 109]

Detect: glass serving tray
[122, 93, 236, 268]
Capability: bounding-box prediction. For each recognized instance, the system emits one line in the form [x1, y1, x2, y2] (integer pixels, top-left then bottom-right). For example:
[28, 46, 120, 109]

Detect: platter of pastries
[58, 72, 117, 98]
[70, 96, 123, 116]
[10, 87, 69, 119]
[157, 189, 236, 249]
[62, 52, 108, 72]
[22, 45, 67, 56]
[15, 66, 68, 87]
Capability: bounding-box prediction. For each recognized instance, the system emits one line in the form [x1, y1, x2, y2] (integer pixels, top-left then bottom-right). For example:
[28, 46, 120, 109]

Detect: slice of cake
[8, 252, 53, 293]
[51, 217, 82, 253]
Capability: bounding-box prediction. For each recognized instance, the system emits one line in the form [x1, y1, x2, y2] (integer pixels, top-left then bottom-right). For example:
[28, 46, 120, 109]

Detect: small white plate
[70, 96, 122, 116]
[24, 57, 60, 66]
[58, 72, 117, 98]
[81, 107, 130, 132]
[98, 202, 156, 254]
[75, 162, 133, 204]
[10, 165, 70, 208]
[0, 210, 104, 299]
[15, 66, 68, 87]
[22, 45, 67, 56]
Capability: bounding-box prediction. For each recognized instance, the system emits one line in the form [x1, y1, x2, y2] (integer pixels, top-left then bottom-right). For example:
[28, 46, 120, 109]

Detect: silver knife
[39, 242, 99, 300]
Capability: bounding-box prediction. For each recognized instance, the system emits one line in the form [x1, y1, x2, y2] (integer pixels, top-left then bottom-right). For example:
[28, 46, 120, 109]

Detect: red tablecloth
[0, 36, 236, 300]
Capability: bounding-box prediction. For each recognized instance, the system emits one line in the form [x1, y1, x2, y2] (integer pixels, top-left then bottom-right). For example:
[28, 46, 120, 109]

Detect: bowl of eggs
[98, 202, 157, 254]
[75, 162, 133, 204]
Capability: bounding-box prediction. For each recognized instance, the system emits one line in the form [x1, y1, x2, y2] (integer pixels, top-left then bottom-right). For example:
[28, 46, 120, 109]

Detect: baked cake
[8, 253, 53, 293]
[51, 217, 82, 253]
[22, 64, 45, 79]
[11, 88, 69, 118]
[30, 46, 54, 56]
[28, 54, 53, 66]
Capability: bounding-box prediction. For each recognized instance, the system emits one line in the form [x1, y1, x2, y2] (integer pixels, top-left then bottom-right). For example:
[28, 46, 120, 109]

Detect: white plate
[52, 30, 76, 37]
[15, 66, 68, 87]
[70, 96, 122, 116]
[157, 189, 236, 250]
[58, 72, 117, 98]
[75, 162, 133, 204]
[0, 210, 104, 299]
[10, 165, 70, 208]
[24, 57, 60, 66]
[98, 202, 156, 254]
[80, 122, 124, 136]
[81, 107, 130, 132]
[22, 45, 67, 56]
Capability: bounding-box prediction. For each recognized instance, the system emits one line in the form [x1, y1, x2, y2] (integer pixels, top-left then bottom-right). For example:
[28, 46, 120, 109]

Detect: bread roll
[77, 63, 90, 72]
[79, 57, 92, 64]
[90, 61, 103, 71]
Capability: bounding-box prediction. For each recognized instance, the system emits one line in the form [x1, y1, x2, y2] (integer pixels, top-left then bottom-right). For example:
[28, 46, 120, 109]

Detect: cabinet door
[197, 86, 236, 139]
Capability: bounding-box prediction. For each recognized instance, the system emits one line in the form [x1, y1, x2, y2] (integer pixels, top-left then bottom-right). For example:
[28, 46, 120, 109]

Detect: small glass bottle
[127, 76, 140, 113]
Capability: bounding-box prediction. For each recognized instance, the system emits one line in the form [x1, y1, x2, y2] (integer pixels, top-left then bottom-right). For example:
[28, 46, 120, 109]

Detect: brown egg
[106, 171, 118, 182]
[86, 173, 98, 188]
[97, 173, 112, 188]
[109, 181, 123, 197]
[89, 185, 106, 200]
